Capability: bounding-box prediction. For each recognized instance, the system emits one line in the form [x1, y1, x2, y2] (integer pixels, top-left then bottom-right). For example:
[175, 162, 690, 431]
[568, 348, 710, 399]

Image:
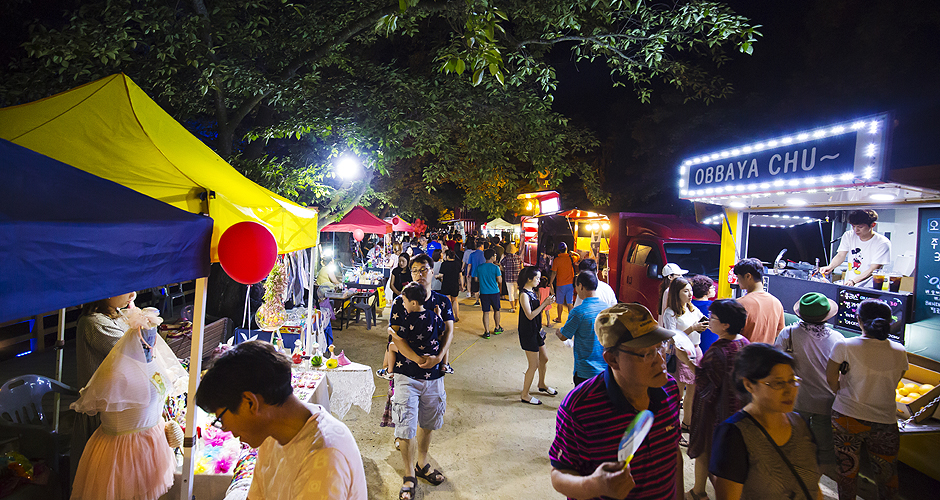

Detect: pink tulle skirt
[71, 421, 175, 500]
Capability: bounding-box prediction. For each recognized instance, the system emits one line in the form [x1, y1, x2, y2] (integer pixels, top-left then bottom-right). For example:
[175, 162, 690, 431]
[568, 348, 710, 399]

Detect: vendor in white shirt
[820, 209, 891, 287]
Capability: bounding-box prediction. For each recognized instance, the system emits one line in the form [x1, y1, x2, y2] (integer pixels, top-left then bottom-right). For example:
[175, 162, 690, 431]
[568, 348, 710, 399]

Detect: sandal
[399, 476, 416, 500]
[681, 422, 691, 434]
[521, 397, 542, 405]
[679, 436, 689, 447]
[415, 462, 446, 485]
[686, 489, 710, 500]
[538, 386, 558, 396]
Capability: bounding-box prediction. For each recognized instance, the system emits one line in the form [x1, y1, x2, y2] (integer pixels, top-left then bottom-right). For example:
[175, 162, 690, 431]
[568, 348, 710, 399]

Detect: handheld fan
[618, 410, 654, 467]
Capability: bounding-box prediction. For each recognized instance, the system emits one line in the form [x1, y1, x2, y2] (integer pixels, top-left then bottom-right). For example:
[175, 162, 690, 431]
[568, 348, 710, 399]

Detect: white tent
[484, 217, 519, 232]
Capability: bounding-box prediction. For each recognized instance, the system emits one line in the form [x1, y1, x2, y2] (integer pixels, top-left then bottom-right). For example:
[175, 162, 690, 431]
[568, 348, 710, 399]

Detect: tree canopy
[1, 0, 759, 225]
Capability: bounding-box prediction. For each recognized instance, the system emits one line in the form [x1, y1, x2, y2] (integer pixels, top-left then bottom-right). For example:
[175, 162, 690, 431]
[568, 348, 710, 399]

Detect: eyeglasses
[410, 267, 432, 276]
[760, 376, 802, 390]
[210, 408, 227, 429]
[616, 341, 668, 362]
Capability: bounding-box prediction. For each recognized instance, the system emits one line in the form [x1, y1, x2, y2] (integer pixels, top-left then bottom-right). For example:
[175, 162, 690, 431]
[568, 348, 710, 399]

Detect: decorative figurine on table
[70, 305, 188, 500]
[255, 257, 288, 331]
[310, 342, 323, 367]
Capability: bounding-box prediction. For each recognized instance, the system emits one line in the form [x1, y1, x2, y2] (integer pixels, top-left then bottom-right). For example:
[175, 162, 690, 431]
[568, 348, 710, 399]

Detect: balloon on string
[353, 228, 365, 241]
[218, 221, 278, 284]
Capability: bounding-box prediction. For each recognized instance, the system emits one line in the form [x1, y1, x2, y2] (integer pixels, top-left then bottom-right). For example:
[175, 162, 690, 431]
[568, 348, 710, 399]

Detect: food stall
[677, 111, 940, 478]
[516, 191, 611, 267]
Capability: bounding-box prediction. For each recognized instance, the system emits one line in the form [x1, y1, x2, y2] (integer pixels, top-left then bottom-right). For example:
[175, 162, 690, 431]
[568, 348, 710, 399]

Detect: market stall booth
[677, 112, 940, 478]
[320, 207, 393, 329]
[0, 139, 213, 497]
[0, 74, 324, 499]
[482, 217, 520, 246]
[387, 216, 418, 234]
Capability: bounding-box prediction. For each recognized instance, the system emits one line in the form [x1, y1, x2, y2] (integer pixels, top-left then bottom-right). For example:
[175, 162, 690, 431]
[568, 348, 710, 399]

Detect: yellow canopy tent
[0, 73, 318, 260]
[0, 74, 321, 499]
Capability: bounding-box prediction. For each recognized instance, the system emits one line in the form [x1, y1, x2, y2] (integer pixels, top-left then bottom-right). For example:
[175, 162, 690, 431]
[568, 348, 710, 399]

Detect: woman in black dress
[439, 250, 462, 321]
[517, 266, 556, 405]
[389, 253, 411, 298]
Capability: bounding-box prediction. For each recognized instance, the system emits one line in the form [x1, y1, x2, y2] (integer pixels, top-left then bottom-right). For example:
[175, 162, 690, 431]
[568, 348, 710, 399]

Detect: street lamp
[334, 153, 361, 180]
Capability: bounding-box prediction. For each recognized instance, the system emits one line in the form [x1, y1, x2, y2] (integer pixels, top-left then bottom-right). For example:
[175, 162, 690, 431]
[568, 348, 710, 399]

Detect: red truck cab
[607, 213, 721, 317]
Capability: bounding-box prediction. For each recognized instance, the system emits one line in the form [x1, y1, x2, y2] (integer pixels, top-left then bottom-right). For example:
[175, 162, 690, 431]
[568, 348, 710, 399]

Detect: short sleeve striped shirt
[550, 369, 681, 500]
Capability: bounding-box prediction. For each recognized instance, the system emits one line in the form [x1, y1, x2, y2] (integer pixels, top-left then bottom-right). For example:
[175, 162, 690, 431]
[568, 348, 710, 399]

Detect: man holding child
[388, 254, 455, 500]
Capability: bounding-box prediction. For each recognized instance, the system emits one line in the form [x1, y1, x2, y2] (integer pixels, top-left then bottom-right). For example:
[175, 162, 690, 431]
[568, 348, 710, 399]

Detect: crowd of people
[70, 225, 910, 500]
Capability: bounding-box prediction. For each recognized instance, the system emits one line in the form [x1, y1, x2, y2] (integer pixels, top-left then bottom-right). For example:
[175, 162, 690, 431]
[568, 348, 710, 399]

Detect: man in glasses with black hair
[195, 341, 366, 499]
[550, 303, 684, 500]
[387, 253, 456, 500]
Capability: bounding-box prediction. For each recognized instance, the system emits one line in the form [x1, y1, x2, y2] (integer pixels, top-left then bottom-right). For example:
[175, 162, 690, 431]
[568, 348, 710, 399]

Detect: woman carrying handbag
[710, 343, 822, 500]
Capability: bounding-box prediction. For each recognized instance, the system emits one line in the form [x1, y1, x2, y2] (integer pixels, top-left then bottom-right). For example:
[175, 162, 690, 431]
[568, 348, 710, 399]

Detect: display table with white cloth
[292, 369, 330, 411]
[311, 361, 375, 419]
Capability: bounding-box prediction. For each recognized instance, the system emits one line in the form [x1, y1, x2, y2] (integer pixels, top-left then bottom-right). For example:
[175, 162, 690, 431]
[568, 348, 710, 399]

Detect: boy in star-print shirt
[391, 283, 447, 380]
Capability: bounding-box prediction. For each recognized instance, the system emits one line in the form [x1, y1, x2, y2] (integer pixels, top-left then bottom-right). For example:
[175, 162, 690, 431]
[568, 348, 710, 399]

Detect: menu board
[915, 207, 940, 322]
[836, 287, 907, 344]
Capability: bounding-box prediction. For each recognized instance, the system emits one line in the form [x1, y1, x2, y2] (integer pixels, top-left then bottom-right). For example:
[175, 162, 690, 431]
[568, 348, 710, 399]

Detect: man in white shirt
[574, 258, 617, 307]
[196, 341, 367, 500]
[821, 209, 892, 287]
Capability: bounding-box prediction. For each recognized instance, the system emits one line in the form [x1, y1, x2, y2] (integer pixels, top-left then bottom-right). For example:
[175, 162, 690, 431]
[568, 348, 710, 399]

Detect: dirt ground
[332, 297, 866, 500]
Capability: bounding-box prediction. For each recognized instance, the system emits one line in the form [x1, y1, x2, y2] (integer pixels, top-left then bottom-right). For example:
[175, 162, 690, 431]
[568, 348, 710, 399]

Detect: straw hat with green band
[595, 303, 676, 349]
[793, 292, 838, 323]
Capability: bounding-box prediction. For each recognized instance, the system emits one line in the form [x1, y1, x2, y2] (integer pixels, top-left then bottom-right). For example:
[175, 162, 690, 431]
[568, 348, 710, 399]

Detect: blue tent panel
[0, 139, 213, 324]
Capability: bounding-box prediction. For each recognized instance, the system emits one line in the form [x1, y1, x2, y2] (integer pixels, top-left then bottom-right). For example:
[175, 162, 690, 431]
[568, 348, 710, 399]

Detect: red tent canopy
[387, 216, 417, 232]
[321, 206, 392, 234]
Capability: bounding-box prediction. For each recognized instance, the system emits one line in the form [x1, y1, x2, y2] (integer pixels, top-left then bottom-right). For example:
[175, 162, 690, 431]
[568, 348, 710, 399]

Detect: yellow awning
[0, 74, 317, 261]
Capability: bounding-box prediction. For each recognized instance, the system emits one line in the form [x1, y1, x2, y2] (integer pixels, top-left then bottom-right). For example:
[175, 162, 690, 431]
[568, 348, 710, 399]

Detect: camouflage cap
[595, 303, 676, 349]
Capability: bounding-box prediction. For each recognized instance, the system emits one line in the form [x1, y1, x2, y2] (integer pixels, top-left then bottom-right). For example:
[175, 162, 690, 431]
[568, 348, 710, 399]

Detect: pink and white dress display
[70, 307, 187, 500]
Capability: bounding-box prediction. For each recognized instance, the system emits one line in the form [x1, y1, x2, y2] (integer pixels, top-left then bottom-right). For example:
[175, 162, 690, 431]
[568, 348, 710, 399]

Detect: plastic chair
[159, 283, 187, 318]
[0, 375, 78, 426]
[350, 294, 377, 330]
[0, 375, 78, 486]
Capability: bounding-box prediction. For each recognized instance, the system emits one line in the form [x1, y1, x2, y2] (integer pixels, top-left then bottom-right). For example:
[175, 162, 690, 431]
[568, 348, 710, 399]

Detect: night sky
[550, 0, 940, 216]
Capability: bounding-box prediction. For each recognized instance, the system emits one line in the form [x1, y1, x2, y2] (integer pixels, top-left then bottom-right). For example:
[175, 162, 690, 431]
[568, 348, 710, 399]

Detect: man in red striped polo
[549, 303, 683, 500]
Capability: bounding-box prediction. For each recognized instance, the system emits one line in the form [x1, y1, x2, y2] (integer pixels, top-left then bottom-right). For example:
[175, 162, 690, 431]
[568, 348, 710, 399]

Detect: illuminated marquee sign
[678, 113, 890, 199]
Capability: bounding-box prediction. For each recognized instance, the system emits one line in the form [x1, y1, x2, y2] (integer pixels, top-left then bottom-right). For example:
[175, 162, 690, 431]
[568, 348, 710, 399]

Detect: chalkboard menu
[915, 207, 940, 322]
[836, 287, 907, 344]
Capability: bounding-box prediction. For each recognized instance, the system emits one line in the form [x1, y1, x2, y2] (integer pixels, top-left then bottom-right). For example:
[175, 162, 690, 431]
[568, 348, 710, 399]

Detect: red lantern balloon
[392, 216, 401, 225]
[353, 228, 365, 241]
[218, 221, 278, 284]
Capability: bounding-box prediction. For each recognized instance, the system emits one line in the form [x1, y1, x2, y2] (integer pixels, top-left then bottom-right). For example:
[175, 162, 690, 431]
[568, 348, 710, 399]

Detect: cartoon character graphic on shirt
[850, 248, 862, 274]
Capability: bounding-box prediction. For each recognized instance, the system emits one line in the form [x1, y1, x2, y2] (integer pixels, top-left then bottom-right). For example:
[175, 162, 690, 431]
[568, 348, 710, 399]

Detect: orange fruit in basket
[920, 384, 935, 393]
[895, 392, 903, 402]
[898, 387, 910, 397]
[908, 392, 921, 400]
[898, 381, 905, 389]
[899, 396, 914, 405]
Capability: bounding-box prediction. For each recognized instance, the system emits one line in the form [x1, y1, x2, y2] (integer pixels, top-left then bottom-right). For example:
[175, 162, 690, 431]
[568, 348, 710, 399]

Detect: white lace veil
[71, 307, 188, 415]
